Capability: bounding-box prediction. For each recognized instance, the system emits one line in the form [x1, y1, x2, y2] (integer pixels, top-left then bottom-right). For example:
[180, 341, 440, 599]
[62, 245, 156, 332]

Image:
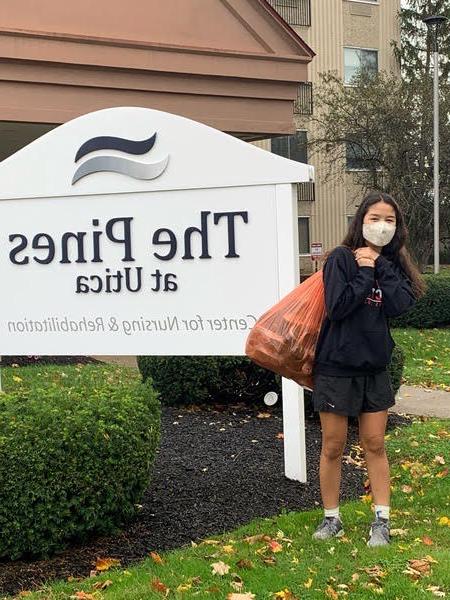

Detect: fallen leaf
[401, 485, 413, 494]
[422, 535, 434, 546]
[325, 586, 339, 599]
[92, 579, 113, 590]
[436, 468, 448, 478]
[267, 540, 283, 553]
[257, 412, 271, 419]
[426, 585, 446, 597]
[222, 545, 235, 554]
[150, 551, 164, 564]
[303, 578, 313, 588]
[236, 559, 254, 569]
[361, 565, 387, 579]
[244, 534, 272, 544]
[436, 430, 450, 438]
[363, 582, 384, 594]
[230, 580, 244, 592]
[390, 528, 409, 537]
[95, 557, 121, 571]
[227, 594, 256, 600]
[424, 555, 439, 564]
[274, 590, 298, 599]
[360, 493, 373, 503]
[151, 578, 169, 594]
[211, 560, 230, 576]
[403, 557, 433, 579]
[434, 455, 446, 465]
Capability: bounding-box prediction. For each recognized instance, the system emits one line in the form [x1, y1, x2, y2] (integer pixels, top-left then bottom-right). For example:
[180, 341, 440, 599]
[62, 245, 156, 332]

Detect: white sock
[374, 504, 390, 520]
[324, 506, 340, 520]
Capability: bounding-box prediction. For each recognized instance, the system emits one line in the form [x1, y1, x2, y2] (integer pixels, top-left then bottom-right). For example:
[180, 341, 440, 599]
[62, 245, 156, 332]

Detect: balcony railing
[297, 181, 315, 202]
[294, 82, 313, 115]
[266, 0, 311, 27]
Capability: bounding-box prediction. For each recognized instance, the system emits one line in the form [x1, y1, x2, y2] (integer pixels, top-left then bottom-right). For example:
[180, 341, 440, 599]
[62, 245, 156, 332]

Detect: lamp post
[422, 14, 448, 274]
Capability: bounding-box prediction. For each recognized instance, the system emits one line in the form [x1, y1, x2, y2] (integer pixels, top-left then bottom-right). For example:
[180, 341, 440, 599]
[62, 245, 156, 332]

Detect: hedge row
[137, 344, 405, 409]
[0, 365, 161, 560]
[390, 274, 450, 328]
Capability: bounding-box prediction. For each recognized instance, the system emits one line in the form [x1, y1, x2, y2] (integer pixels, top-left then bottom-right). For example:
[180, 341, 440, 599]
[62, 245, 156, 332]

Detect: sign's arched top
[0, 106, 313, 201]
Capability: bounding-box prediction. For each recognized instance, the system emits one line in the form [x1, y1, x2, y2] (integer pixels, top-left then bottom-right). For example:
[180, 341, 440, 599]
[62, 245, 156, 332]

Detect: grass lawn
[9, 417, 449, 600]
[391, 328, 450, 391]
[0, 361, 141, 392]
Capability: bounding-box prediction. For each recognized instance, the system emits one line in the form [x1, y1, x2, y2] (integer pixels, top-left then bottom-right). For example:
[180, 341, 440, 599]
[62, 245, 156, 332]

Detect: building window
[344, 47, 378, 84]
[266, 0, 311, 27]
[271, 130, 307, 163]
[294, 82, 313, 115]
[298, 217, 310, 255]
[297, 181, 315, 202]
[345, 134, 377, 170]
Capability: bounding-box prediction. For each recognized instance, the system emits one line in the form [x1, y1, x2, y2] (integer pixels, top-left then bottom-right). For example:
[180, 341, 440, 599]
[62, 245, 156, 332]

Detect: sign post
[0, 107, 314, 482]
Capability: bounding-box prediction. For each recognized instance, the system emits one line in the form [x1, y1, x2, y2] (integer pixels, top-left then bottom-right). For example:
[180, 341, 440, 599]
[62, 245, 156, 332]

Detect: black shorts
[312, 370, 395, 417]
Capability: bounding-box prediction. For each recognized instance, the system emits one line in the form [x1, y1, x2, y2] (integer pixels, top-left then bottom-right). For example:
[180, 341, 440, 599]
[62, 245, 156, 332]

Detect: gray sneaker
[367, 517, 390, 547]
[312, 516, 345, 540]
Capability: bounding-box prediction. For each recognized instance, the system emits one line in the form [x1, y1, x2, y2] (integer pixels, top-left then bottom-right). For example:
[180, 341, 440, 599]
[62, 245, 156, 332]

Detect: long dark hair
[323, 191, 426, 299]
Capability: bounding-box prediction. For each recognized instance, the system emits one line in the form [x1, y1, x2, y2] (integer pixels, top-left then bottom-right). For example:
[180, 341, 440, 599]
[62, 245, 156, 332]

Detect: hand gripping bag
[244, 269, 326, 390]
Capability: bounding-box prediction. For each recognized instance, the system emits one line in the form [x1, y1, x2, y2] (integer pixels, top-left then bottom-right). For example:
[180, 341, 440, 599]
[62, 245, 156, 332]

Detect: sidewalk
[93, 355, 138, 369]
[390, 384, 450, 419]
[91, 356, 450, 419]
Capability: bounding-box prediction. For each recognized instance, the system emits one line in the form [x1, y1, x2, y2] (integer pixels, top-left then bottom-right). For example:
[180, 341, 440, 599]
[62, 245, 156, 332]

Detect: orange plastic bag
[245, 269, 326, 390]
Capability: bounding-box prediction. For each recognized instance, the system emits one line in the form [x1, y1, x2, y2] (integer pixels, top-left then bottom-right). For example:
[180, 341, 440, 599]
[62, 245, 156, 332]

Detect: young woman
[311, 191, 426, 547]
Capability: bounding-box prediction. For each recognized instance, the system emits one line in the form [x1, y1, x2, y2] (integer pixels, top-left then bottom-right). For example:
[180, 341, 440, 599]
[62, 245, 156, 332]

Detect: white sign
[0, 107, 313, 356]
[0, 106, 314, 481]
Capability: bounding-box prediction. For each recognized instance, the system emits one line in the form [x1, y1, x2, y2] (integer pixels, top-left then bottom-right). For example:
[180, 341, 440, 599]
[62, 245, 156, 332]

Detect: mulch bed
[0, 399, 412, 597]
[0, 356, 100, 367]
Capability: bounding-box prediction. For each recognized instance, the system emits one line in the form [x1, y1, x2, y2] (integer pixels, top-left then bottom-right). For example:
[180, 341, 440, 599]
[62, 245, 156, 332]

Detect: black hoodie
[313, 245, 417, 377]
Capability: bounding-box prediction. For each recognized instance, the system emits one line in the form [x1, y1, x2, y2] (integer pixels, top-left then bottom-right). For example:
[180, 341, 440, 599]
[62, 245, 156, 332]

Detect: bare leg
[318, 412, 349, 509]
[358, 410, 390, 506]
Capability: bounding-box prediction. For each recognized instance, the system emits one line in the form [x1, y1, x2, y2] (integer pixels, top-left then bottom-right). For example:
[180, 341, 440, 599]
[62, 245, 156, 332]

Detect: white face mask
[362, 221, 396, 247]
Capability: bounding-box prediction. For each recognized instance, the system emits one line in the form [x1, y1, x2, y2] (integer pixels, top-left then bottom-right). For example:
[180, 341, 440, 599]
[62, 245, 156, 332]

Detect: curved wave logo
[72, 133, 169, 184]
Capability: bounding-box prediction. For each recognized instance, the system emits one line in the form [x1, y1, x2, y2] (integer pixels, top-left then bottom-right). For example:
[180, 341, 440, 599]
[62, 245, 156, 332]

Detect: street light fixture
[422, 14, 448, 274]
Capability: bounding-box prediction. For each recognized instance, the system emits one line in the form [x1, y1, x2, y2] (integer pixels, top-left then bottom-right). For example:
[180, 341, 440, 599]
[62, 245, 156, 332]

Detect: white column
[275, 183, 307, 482]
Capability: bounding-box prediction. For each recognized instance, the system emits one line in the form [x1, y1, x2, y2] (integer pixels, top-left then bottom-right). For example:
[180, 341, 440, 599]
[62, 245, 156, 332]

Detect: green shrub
[137, 356, 219, 405]
[137, 356, 279, 406]
[390, 274, 450, 328]
[138, 344, 405, 408]
[0, 365, 161, 560]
